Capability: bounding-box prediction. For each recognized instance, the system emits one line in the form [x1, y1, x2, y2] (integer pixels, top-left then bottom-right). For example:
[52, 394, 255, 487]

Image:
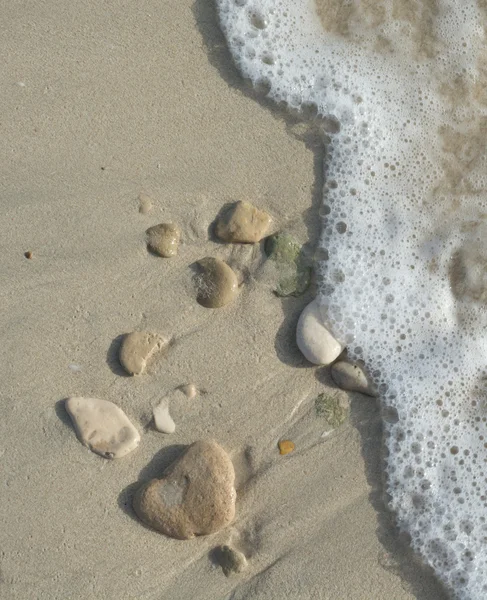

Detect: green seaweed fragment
[315, 392, 348, 428]
[264, 232, 311, 297]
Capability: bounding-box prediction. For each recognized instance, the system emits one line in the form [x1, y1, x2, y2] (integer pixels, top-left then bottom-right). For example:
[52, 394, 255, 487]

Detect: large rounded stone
[195, 257, 238, 308]
[215, 201, 272, 243]
[133, 440, 236, 539]
[296, 299, 344, 365]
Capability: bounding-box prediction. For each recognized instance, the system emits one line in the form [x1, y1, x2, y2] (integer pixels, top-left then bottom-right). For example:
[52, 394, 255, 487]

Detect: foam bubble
[217, 0, 487, 597]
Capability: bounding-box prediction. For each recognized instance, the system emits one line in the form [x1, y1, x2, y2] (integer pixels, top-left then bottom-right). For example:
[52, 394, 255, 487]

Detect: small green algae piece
[315, 393, 349, 428]
[264, 232, 311, 297]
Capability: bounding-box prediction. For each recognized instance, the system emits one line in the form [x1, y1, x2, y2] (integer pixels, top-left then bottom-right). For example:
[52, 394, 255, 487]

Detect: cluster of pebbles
[62, 197, 376, 576]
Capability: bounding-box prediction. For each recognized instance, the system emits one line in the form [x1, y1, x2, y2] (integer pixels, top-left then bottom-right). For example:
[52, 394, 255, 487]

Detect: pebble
[296, 299, 344, 365]
[214, 545, 248, 576]
[195, 257, 238, 308]
[330, 361, 378, 397]
[265, 232, 311, 297]
[119, 331, 167, 376]
[278, 440, 295, 455]
[24, 251, 33, 259]
[133, 439, 236, 539]
[180, 383, 198, 399]
[65, 397, 140, 459]
[215, 201, 272, 243]
[153, 399, 176, 434]
[146, 223, 181, 257]
[138, 192, 153, 214]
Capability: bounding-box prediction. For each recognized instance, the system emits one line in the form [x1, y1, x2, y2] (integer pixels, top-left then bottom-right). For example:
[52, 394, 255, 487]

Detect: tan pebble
[180, 383, 198, 399]
[215, 201, 272, 243]
[65, 397, 140, 459]
[195, 257, 238, 308]
[119, 331, 167, 376]
[24, 251, 33, 259]
[278, 440, 295, 455]
[146, 223, 181, 257]
[138, 193, 153, 214]
[133, 439, 236, 539]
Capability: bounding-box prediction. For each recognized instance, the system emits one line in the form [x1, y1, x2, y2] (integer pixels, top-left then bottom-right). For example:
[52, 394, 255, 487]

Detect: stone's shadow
[273, 295, 313, 368]
[207, 202, 235, 244]
[117, 444, 188, 527]
[106, 334, 130, 377]
[350, 398, 450, 600]
[54, 398, 74, 429]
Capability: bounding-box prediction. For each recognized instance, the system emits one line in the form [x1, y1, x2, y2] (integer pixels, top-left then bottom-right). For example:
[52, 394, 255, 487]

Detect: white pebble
[296, 299, 343, 365]
[153, 400, 176, 434]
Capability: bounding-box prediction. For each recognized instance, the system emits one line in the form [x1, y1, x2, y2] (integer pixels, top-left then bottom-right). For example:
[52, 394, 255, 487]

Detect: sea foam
[216, 0, 487, 597]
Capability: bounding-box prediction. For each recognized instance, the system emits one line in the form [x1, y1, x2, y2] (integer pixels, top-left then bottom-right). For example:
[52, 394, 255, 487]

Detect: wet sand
[0, 0, 449, 598]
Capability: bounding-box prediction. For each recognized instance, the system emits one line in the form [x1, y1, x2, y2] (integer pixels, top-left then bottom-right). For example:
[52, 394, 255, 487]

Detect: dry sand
[0, 0, 449, 598]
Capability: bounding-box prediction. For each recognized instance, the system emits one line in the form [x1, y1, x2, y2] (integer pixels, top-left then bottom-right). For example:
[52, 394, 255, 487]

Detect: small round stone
[195, 257, 238, 308]
[278, 440, 295, 455]
[330, 361, 378, 397]
[180, 383, 198, 399]
[296, 299, 344, 365]
[215, 201, 272, 243]
[146, 223, 181, 257]
[138, 192, 153, 214]
[214, 545, 248, 576]
[119, 331, 167, 376]
[133, 439, 236, 539]
[24, 251, 33, 259]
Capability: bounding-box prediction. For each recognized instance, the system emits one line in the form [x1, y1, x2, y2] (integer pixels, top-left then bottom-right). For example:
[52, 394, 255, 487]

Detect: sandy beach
[0, 1, 450, 598]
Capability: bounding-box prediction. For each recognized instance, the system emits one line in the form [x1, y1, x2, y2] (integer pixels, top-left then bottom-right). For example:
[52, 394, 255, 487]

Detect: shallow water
[217, 0, 487, 597]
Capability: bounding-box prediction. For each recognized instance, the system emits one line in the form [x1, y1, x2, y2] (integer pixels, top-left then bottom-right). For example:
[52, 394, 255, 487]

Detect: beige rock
[215, 201, 272, 243]
[146, 223, 181, 257]
[330, 361, 378, 397]
[65, 397, 140, 459]
[296, 299, 344, 365]
[195, 257, 238, 308]
[133, 440, 236, 539]
[119, 331, 166, 376]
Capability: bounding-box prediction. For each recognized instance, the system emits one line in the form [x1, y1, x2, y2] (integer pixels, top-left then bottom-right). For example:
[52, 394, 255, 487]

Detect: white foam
[217, 1, 487, 597]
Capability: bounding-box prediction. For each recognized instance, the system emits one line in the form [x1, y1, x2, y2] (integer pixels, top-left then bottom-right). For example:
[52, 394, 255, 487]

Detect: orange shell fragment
[278, 440, 295, 455]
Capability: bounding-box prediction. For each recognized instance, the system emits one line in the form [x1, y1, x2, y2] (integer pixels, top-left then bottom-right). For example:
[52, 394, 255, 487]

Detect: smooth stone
[214, 545, 248, 576]
[65, 397, 140, 459]
[146, 223, 181, 257]
[215, 201, 272, 243]
[119, 331, 166, 376]
[195, 257, 238, 308]
[133, 439, 236, 539]
[278, 440, 295, 455]
[153, 400, 176, 434]
[331, 361, 379, 397]
[180, 383, 198, 399]
[296, 299, 344, 365]
[265, 232, 311, 297]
